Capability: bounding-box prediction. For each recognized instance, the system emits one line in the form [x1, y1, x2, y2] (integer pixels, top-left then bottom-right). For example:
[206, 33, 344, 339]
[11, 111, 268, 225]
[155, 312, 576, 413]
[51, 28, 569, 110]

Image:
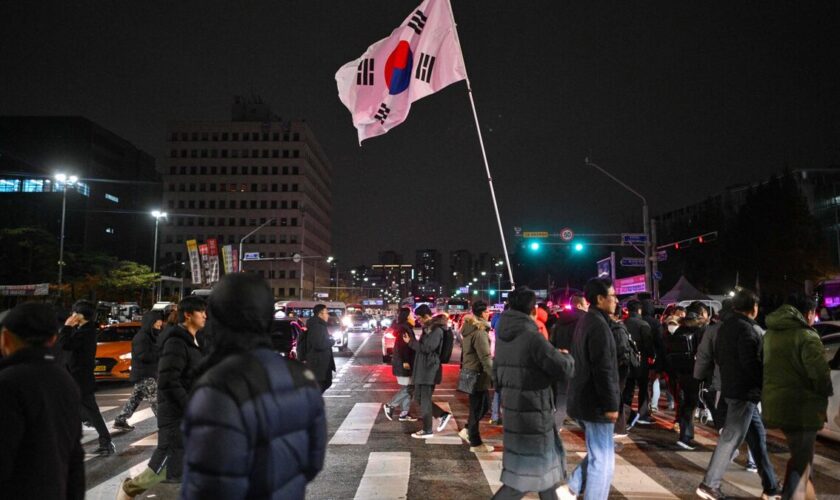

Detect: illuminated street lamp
[151, 211, 168, 300]
[55, 172, 79, 294]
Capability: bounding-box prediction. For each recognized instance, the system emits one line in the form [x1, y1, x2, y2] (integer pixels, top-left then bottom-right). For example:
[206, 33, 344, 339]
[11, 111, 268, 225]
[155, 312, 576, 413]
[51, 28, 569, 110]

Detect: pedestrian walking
[405, 305, 451, 438]
[550, 294, 588, 431]
[609, 309, 633, 438]
[623, 300, 654, 429]
[694, 300, 731, 433]
[458, 300, 494, 453]
[763, 294, 832, 500]
[384, 307, 418, 422]
[666, 305, 706, 449]
[492, 287, 575, 500]
[696, 289, 781, 500]
[59, 299, 115, 455]
[118, 296, 206, 499]
[114, 311, 163, 430]
[180, 273, 326, 499]
[643, 300, 673, 413]
[303, 304, 336, 393]
[561, 277, 620, 500]
[490, 303, 510, 425]
[0, 303, 85, 500]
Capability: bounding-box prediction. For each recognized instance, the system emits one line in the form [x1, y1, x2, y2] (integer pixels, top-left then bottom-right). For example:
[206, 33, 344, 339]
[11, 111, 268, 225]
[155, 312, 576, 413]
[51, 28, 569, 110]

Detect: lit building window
[0, 179, 21, 192]
[105, 193, 119, 203]
[22, 179, 45, 192]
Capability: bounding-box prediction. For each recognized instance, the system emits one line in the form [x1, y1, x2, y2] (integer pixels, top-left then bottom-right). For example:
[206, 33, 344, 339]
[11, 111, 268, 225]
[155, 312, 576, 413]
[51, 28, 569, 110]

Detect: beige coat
[460, 315, 493, 391]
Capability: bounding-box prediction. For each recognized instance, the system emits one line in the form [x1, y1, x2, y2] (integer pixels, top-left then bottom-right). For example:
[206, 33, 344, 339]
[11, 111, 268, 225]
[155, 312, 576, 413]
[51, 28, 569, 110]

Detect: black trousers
[319, 378, 332, 393]
[676, 373, 699, 443]
[468, 390, 490, 446]
[492, 484, 558, 500]
[622, 371, 651, 420]
[80, 391, 111, 445]
[415, 384, 446, 433]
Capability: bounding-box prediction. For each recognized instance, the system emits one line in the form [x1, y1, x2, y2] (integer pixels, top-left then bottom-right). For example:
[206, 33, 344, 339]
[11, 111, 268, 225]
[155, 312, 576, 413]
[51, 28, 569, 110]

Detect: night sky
[2, 1, 838, 268]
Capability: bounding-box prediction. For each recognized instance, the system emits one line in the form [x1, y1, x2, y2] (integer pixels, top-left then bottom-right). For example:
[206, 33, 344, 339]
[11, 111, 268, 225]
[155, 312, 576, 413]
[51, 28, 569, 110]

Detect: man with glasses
[559, 278, 620, 499]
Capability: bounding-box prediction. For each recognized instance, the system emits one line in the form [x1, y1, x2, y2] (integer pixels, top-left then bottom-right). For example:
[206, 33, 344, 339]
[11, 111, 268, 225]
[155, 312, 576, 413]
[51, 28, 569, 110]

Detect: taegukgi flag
[335, 0, 467, 143]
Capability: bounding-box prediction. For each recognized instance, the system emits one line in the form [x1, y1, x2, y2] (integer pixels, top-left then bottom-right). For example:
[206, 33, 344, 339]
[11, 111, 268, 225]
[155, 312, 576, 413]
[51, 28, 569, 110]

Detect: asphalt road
[84, 329, 840, 499]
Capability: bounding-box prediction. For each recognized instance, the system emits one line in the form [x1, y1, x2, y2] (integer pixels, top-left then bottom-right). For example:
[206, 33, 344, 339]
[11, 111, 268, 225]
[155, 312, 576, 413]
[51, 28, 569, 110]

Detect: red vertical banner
[232, 248, 239, 273]
[198, 244, 210, 286]
[207, 238, 220, 283]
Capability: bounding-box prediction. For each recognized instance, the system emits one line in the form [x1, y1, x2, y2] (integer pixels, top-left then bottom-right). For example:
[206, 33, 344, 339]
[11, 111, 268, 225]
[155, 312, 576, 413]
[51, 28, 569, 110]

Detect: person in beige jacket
[458, 301, 495, 452]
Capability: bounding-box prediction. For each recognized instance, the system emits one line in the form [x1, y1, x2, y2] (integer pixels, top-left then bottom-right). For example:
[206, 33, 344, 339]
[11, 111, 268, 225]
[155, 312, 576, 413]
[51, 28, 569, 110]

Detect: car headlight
[119, 353, 132, 360]
[381, 318, 392, 327]
[342, 316, 352, 327]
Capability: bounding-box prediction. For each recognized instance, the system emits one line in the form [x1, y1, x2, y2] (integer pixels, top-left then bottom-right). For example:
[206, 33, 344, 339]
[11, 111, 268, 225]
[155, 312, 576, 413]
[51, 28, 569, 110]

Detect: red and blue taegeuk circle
[384, 41, 413, 95]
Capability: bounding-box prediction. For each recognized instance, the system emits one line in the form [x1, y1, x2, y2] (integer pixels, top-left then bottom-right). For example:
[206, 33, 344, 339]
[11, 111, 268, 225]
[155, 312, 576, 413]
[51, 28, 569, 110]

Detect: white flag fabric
[336, 0, 467, 143]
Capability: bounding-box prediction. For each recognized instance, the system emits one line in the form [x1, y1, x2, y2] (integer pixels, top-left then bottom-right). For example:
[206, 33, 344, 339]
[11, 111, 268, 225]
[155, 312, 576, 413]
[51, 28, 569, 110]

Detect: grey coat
[694, 320, 722, 391]
[493, 310, 575, 492]
[408, 315, 447, 386]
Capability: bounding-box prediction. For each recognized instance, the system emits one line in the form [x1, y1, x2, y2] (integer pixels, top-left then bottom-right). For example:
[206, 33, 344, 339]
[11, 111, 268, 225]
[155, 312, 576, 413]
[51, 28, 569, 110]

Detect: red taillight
[384, 330, 395, 340]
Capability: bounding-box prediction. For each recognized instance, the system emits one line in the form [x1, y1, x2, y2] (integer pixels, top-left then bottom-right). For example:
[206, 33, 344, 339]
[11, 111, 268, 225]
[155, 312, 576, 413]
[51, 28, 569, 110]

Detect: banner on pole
[0, 283, 50, 296]
[335, 0, 466, 143]
[186, 240, 203, 285]
[221, 245, 233, 274]
[207, 238, 220, 283]
[232, 248, 240, 273]
[198, 244, 210, 284]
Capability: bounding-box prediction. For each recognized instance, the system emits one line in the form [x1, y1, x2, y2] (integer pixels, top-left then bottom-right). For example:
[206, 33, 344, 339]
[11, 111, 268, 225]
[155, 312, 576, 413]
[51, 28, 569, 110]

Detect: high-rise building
[415, 249, 442, 295]
[158, 98, 332, 299]
[378, 250, 402, 266]
[449, 249, 473, 288]
[0, 116, 159, 265]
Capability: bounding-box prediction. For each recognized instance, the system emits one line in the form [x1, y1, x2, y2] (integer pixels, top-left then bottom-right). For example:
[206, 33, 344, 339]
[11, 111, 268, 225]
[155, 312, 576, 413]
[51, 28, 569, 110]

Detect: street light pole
[55, 173, 78, 296]
[239, 218, 275, 272]
[585, 158, 652, 295]
[151, 211, 168, 301]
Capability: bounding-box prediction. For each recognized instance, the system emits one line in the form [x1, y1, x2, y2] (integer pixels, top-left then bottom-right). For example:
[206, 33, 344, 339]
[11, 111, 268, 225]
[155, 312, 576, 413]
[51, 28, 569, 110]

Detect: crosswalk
[83, 336, 840, 500]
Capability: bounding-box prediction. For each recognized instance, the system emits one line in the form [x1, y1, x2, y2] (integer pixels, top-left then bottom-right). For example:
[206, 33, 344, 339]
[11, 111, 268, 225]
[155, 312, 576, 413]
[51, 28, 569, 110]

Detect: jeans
[468, 390, 490, 446]
[569, 420, 615, 500]
[117, 377, 158, 422]
[491, 388, 503, 421]
[80, 391, 111, 446]
[492, 484, 558, 500]
[415, 384, 446, 433]
[388, 384, 414, 413]
[676, 373, 699, 443]
[554, 381, 569, 429]
[781, 429, 817, 500]
[702, 399, 779, 493]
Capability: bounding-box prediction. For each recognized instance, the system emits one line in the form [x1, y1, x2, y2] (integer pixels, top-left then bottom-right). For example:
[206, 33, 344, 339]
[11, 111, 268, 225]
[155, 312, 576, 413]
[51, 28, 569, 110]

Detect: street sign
[656, 250, 668, 262]
[243, 252, 261, 261]
[622, 233, 649, 245]
[653, 271, 663, 281]
[559, 227, 574, 241]
[292, 253, 302, 263]
[458, 287, 469, 294]
[615, 274, 648, 295]
[523, 231, 549, 238]
[620, 257, 646, 267]
[315, 292, 329, 298]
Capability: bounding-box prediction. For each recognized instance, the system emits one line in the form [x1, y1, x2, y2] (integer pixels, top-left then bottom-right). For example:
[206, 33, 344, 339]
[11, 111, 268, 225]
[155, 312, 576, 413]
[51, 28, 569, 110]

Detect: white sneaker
[469, 443, 494, 453]
[437, 413, 452, 432]
[458, 428, 469, 443]
[556, 484, 577, 500]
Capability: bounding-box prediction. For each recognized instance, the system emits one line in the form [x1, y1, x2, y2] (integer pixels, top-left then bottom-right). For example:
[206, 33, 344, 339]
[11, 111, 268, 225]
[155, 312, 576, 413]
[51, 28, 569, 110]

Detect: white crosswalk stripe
[85, 461, 148, 499]
[81, 407, 155, 445]
[676, 451, 763, 497]
[354, 452, 411, 499]
[329, 403, 381, 445]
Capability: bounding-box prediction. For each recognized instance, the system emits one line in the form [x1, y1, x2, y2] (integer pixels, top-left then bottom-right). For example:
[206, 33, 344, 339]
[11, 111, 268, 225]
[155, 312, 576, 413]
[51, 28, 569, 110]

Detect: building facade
[158, 100, 332, 299]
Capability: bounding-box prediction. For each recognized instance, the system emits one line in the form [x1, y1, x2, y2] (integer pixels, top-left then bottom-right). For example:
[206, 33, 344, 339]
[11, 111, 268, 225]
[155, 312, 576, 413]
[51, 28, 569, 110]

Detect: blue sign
[653, 271, 663, 281]
[622, 233, 648, 245]
[620, 257, 646, 267]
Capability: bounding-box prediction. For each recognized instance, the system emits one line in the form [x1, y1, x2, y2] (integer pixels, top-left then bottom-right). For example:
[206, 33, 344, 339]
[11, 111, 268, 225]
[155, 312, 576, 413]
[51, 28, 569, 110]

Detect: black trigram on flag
[414, 53, 436, 83]
[356, 58, 374, 86]
[374, 103, 390, 124]
[407, 9, 427, 35]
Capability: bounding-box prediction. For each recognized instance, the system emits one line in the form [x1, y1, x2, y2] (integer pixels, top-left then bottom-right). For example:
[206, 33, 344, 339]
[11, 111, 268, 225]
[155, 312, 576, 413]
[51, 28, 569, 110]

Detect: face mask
[667, 324, 678, 334]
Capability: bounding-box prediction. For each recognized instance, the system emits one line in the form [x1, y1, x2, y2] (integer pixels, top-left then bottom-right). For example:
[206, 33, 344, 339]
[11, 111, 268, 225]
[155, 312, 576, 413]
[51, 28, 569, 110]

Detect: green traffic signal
[489, 289, 496, 296]
[528, 241, 541, 251]
[573, 242, 584, 252]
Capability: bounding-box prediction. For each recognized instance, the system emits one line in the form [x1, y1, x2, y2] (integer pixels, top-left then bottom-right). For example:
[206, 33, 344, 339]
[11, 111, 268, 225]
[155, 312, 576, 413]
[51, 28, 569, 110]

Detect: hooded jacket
[550, 307, 586, 351]
[493, 309, 575, 492]
[716, 313, 763, 402]
[391, 321, 416, 377]
[567, 308, 620, 423]
[460, 315, 493, 391]
[762, 305, 833, 431]
[130, 312, 161, 382]
[156, 324, 204, 428]
[408, 314, 447, 386]
[59, 321, 98, 395]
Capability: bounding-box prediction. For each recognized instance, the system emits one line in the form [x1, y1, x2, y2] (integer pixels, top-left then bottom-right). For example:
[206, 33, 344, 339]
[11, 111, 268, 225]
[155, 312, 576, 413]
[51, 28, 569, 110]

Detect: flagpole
[446, 0, 515, 289]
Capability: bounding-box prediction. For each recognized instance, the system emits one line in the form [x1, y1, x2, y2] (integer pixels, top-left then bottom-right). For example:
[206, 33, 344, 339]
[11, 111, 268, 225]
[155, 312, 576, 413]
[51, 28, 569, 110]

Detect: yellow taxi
[94, 321, 141, 381]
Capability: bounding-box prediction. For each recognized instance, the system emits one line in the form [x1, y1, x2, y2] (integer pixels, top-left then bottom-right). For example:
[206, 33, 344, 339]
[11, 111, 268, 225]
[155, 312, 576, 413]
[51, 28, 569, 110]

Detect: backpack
[665, 331, 694, 373]
[626, 334, 642, 371]
[439, 327, 455, 364]
[611, 323, 632, 368]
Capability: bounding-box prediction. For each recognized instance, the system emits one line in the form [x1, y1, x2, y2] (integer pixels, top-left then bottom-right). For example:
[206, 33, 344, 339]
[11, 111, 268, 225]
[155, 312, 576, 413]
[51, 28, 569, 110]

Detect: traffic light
[573, 242, 585, 252]
[528, 240, 541, 251]
[489, 289, 496, 296]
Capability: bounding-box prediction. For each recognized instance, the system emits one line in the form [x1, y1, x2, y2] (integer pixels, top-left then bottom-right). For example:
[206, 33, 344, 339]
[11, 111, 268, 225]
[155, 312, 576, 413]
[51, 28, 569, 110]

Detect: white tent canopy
[660, 276, 711, 304]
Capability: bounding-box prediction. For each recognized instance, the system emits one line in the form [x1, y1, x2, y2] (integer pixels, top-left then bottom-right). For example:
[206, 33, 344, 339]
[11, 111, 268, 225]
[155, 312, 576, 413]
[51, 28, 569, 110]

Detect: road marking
[130, 433, 158, 446]
[323, 395, 351, 398]
[82, 407, 155, 445]
[354, 452, 411, 499]
[329, 403, 381, 445]
[676, 451, 763, 498]
[607, 452, 680, 499]
[363, 383, 372, 388]
[99, 406, 117, 412]
[85, 461, 148, 499]
[99, 392, 133, 396]
[475, 451, 503, 495]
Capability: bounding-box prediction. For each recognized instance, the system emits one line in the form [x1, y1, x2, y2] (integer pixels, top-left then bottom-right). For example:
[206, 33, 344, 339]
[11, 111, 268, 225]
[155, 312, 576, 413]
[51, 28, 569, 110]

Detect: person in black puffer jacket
[493, 287, 574, 499]
[114, 311, 163, 430]
[549, 294, 588, 431]
[180, 273, 326, 500]
[384, 307, 417, 421]
[118, 296, 206, 500]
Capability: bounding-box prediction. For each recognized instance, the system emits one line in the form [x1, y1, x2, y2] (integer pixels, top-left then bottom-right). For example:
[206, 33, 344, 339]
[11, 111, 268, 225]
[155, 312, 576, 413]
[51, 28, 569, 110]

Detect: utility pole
[651, 218, 659, 301]
[239, 218, 275, 272]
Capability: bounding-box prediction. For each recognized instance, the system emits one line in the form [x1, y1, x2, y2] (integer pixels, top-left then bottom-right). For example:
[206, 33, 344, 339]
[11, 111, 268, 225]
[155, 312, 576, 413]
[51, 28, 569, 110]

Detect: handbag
[457, 367, 479, 394]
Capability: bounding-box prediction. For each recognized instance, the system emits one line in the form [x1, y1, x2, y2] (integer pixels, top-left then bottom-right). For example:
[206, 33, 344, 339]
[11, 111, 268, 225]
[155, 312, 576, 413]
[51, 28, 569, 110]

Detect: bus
[274, 300, 347, 319]
[445, 297, 470, 314]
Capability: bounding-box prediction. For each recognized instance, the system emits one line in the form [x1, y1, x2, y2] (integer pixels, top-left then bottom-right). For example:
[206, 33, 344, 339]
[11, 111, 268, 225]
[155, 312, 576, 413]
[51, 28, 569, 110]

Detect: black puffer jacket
[303, 316, 335, 382]
[493, 310, 575, 493]
[130, 312, 160, 382]
[716, 313, 763, 402]
[156, 324, 204, 428]
[625, 314, 653, 378]
[59, 321, 98, 395]
[567, 308, 620, 423]
[391, 321, 416, 377]
[549, 308, 586, 350]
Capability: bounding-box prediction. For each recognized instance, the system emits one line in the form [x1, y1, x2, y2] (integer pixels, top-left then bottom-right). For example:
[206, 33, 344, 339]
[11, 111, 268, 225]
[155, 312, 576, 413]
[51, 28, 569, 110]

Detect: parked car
[94, 322, 141, 381]
[345, 312, 373, 333]
[328, 312, 350, 352]
[819, 332, 840, 442]
[815, 320, 840, 338]
[381, 326, 396, 363]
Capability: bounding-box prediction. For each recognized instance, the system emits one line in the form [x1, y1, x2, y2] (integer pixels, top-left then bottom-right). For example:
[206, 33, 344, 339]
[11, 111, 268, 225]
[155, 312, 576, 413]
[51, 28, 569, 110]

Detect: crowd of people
[0, 273, 836, 499]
